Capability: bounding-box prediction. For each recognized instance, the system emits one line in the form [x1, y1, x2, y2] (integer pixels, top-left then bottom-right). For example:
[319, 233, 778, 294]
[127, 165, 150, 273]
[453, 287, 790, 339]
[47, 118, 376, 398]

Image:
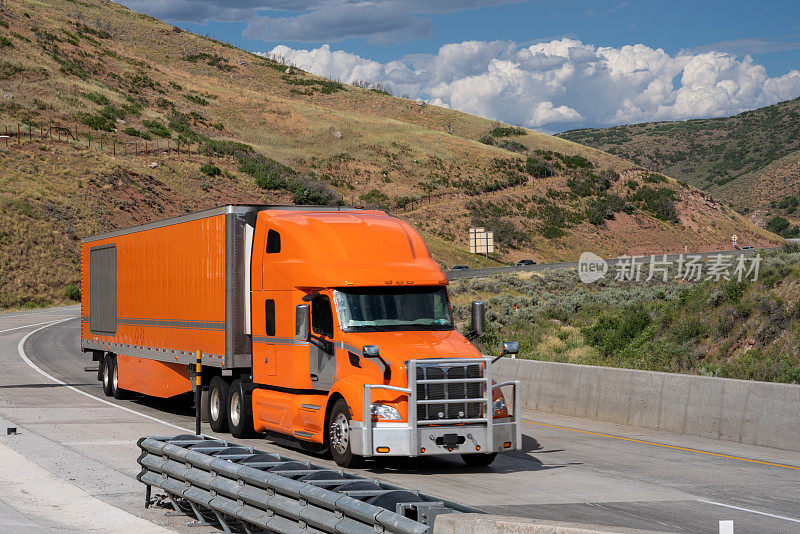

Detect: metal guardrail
[137, 434, 481, 533]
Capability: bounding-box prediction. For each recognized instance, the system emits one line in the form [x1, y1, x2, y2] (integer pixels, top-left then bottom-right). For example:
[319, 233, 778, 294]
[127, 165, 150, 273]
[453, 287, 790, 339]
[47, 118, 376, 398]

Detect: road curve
[3, 308, 800, 533]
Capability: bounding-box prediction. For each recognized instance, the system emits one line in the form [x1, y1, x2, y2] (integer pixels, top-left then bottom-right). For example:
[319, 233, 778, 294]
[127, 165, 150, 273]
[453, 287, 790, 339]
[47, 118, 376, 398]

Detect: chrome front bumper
[355, 357, 522, 457]
[351, 417, 519, 456]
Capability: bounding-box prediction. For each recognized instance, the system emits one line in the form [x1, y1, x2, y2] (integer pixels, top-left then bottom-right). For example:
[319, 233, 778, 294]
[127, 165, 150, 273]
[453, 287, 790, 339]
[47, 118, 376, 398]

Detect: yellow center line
[523, 419, 800, 471]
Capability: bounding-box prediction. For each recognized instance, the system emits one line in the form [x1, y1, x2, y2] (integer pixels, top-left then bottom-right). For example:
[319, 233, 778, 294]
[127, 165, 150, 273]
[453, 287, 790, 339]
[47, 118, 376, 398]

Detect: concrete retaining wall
[434, 514, 670, 534]
[495, 358, 800, 452]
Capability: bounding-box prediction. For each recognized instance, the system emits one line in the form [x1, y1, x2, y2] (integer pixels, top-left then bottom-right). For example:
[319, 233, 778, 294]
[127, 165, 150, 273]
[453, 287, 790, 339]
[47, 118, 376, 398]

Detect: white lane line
[698, 499, 800, 524]
[16, 318, 191, 433]
[0, 320, 71, 335]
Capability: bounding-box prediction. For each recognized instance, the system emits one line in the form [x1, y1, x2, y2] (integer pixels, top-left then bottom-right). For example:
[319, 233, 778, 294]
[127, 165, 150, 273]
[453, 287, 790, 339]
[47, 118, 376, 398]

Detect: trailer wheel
[228, 379, 256, 439]
[328, 399, 363, 468]
[101, 355, 114, 397]
[460, 452, 497, 467]
[111, 356, 129, 400]
[208, 376, 230, 433]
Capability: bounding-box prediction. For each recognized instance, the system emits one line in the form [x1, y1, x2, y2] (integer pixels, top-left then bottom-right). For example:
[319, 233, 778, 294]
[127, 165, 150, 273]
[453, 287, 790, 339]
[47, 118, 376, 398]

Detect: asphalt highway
[2, 307, 799, 533]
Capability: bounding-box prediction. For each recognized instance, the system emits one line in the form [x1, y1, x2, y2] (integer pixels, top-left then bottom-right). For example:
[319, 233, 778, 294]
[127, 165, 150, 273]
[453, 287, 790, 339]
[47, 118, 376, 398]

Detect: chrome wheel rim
[230, 391, 241, 428]
[112, 363, 118, 392]
[329, 413, 350, 455]
[102, 361, 110, 388]
[210, 387, 221, 422]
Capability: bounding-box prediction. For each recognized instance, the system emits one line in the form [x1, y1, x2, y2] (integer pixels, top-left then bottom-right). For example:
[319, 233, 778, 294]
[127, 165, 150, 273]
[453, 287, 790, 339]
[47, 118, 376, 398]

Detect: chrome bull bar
[360, 358, 522, 457]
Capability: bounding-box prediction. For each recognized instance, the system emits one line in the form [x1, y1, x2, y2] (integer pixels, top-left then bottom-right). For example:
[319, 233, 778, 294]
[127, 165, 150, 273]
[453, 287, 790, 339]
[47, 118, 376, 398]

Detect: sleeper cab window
[265, 299, 276, 336]
[266, 229, 281, 253]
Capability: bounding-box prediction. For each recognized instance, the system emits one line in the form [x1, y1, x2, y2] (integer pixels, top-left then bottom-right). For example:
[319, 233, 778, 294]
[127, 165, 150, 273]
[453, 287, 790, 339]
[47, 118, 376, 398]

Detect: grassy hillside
[558, 97, 800, 223]
[450, 245, 800, 384]
[0, 0, 779, 308]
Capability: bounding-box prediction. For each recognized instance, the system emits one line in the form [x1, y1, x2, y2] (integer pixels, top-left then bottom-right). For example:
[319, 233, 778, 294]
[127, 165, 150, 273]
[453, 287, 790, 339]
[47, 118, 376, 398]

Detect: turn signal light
[475, 445, 481, 451]
[376, 447, 390, 453]
[420, 447, 426, 453]
[503, 441, 512, 448]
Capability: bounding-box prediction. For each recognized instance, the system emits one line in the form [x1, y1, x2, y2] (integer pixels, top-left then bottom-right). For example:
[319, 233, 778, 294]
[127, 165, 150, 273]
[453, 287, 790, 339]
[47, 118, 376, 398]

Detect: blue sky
[120, 1, 800, 131]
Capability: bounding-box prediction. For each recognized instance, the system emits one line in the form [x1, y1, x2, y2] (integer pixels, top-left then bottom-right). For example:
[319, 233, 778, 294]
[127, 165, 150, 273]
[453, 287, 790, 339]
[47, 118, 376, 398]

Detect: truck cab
[228, 209, 521, 467]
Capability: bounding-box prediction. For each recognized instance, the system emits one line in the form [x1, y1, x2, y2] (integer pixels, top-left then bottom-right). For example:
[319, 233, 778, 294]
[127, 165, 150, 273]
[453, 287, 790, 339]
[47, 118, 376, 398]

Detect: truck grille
[416, 363, 484, 422]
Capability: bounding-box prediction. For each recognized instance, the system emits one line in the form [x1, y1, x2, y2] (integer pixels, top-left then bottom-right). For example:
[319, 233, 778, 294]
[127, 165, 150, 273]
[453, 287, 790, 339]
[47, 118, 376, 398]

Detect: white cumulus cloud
[264, 39, 800, 132]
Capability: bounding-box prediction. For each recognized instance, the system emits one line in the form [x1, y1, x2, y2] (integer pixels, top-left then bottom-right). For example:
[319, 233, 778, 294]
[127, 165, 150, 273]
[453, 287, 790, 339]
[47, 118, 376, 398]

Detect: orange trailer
[81, 205, 521, 466]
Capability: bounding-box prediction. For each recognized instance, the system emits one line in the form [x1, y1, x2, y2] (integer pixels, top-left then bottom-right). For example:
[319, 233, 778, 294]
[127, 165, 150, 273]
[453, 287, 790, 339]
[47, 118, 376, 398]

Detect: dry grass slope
[0, 0, 781, 308]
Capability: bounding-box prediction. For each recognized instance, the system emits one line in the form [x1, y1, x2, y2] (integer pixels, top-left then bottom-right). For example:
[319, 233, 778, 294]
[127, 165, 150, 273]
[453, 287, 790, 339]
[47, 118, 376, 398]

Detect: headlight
[371, 403, 401, 421]
[492, 397, 508, 418]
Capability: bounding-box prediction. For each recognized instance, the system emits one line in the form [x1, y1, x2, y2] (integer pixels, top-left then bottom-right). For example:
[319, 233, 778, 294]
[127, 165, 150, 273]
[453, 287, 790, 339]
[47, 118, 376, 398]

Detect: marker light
[503, 441, 512, 448]
[376, 447, 390, 453]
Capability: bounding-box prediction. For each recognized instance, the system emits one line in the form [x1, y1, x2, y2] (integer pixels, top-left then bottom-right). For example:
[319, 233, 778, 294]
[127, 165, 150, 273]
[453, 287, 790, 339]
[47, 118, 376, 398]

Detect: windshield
[334, 287, 453, 332]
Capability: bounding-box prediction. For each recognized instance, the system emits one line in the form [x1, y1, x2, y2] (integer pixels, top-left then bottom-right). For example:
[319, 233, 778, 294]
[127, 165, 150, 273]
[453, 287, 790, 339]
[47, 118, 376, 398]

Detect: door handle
[310, 374, 319, 382]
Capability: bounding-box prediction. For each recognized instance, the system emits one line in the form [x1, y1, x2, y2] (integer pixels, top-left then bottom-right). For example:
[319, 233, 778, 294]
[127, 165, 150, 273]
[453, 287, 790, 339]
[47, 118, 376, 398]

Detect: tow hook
[432, 433, 465, 450]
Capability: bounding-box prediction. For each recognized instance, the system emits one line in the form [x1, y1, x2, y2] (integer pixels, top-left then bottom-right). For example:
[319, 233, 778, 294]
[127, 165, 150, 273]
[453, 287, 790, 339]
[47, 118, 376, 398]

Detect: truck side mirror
[492, 341, 519, 364]
[471, 301, 485, 337]
[362, 345, 391, 380]
[295, 304, 310, 341]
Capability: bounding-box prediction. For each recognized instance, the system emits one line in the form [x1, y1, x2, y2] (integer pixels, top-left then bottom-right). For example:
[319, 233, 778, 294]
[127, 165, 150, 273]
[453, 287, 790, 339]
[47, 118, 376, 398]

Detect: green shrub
[65, 283, 81, 301]
[185, 93, 209, 106]
[628, 186, 677, 222]
[123, 126, 152, 140]
[200, 163, 222, 177]
[142, 119, 171, 138]
[488, 126, 526, 137]
[0, 36, 12, 48]
[359, 188, 390, 209]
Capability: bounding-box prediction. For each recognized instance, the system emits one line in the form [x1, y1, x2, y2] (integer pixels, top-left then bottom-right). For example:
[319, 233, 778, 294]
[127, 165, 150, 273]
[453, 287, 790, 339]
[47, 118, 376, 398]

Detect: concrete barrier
[495, 358, 800, 452]
[434, 514, 671, 534]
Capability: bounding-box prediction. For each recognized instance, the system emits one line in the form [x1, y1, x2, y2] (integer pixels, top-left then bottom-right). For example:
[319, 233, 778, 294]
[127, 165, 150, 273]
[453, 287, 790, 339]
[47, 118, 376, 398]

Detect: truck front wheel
[228, 379, 256, 439]
[208, 377, 230, 433]
[328, 399, 363, 468]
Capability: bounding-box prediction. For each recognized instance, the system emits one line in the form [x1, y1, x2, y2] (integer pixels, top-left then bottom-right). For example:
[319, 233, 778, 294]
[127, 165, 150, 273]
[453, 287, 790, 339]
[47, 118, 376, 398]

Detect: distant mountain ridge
[558, 97, 800, 216]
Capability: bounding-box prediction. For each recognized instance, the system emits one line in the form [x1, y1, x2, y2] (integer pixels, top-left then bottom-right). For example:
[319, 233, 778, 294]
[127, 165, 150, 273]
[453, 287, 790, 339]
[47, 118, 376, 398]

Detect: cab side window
[311, 295, 333, 338]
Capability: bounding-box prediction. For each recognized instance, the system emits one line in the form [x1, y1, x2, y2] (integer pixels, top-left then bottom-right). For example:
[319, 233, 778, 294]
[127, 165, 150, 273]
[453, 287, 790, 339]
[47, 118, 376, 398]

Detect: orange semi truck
[81, 205, 521, 467]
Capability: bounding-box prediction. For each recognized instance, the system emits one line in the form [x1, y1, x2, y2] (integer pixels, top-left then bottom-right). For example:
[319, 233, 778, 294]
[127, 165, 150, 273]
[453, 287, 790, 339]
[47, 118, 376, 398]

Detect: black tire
[460, 452, 498, 467]
[101, 354, 114, 397]
[110, 355, 129, 400]
[228, 379, 256, 439]
[328, 398, 363, 468]
[208, 376, 230, 433]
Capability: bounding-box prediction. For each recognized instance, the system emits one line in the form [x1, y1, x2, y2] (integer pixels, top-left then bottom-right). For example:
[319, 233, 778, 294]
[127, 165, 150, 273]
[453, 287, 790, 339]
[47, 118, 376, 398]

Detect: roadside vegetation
[450, 246, 800, 384]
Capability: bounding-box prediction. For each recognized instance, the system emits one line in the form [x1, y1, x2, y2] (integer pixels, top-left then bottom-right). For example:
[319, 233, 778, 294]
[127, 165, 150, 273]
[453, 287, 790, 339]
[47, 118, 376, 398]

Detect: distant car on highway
[451, 264, 469, 270]
[741, 246, 754, 250]
[516, 259, 537, 266]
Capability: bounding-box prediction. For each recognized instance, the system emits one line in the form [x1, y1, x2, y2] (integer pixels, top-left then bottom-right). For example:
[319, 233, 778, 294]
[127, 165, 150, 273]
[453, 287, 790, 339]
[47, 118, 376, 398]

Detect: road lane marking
[698, 499, 800, 524]
[0, 320, 72, 334]
[16, 318, 191, 433]
[523, 420, 800, 471]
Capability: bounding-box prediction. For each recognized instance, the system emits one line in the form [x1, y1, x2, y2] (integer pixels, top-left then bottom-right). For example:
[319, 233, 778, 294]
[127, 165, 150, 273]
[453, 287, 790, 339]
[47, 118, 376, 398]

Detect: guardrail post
[195, 350, 202, 435]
